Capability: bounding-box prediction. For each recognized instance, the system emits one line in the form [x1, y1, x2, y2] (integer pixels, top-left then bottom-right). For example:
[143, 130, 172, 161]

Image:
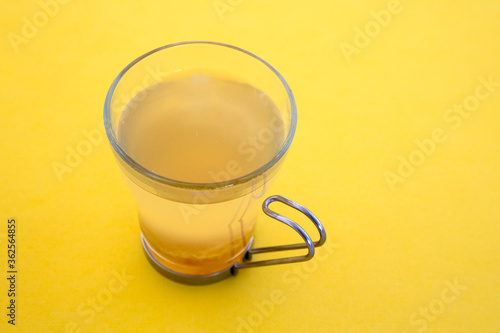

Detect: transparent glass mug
[104, 41, 326, 285]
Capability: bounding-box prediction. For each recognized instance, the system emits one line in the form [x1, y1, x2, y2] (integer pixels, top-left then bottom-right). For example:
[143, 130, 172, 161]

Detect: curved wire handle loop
[233, 195, 326, 270]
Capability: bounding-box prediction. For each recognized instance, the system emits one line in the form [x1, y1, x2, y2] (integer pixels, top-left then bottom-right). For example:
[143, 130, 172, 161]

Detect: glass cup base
[141, 234, 251, 285]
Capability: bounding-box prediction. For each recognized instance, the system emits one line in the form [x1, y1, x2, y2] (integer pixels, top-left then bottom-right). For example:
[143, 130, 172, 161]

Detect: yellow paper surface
[1, 0, 499, 332]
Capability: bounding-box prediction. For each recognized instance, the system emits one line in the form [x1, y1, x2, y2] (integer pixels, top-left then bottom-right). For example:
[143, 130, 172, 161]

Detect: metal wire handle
[233, 195, 326, 271]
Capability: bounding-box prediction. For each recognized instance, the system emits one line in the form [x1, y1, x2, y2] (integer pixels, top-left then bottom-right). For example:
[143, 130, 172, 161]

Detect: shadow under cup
[104, 42, 308, 284]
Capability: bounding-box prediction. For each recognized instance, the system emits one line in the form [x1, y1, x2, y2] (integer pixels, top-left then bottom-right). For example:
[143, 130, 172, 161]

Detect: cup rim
[103, 41, 297, 190]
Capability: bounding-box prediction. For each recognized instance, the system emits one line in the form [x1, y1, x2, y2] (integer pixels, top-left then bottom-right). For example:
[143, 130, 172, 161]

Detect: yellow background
[1, 0, 499, 332]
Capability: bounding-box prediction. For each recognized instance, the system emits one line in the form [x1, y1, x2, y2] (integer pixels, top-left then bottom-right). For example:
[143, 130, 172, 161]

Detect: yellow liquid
[118, 72, 284, 275]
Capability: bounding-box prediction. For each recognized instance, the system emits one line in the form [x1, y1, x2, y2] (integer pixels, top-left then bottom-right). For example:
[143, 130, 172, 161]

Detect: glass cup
[104, 41, 326, 284]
